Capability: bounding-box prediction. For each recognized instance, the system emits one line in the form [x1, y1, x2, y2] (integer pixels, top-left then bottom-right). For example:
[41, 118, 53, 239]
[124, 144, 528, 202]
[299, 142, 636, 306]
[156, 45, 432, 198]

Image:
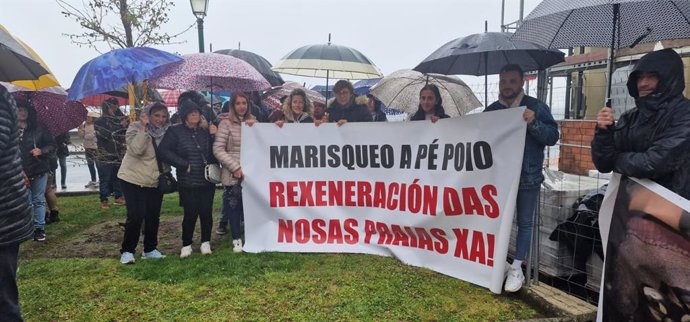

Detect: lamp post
[190, 0, 209, 53]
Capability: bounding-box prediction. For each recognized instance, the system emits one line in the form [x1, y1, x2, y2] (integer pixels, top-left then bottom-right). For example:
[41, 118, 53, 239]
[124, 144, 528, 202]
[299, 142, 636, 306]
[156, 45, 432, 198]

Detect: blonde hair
[281, 88, 313, 122]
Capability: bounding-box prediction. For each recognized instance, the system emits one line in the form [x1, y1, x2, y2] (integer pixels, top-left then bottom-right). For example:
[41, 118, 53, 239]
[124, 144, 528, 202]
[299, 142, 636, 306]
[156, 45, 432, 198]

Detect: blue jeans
[222, 186, 244, 239]
[515, 186, 541, 261]
[97, 163, 122, 202]
[28, 173, 48, 229]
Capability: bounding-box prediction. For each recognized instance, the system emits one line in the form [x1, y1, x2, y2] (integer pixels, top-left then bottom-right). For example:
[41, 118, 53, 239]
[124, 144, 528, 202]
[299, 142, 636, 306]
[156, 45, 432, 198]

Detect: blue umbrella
[354, 78, 382, 95]
[67, 47, 183, 101]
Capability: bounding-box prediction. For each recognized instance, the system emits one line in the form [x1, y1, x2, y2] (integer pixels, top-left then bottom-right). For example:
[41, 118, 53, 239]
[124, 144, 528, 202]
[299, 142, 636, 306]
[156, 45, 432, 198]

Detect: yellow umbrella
[0, 24, 61, 90]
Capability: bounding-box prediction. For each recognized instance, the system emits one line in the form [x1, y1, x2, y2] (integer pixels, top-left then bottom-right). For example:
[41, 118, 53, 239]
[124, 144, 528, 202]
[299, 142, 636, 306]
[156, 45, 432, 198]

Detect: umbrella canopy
[159, 89, 183, 107]
[214, 49, 284, 87]
[414, 32, 565, 76]
[12, 91, 87, 136]
[0, 37, 48, 83]
[80, 93, 128, 107]
[512, 0, 690, 97]
[7, 36, 61, 90]
[369, 69, 482, 117]
[353, 78, 382, 95]
[272, 42, 383, 80]
[149, 53, 271, 93]
[67, 47, 183, 101]
[262, 81, 326, 110]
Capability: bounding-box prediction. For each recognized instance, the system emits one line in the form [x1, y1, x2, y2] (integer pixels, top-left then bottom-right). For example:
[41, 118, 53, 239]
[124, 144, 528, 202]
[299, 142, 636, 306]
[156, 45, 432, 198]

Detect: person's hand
[232, 168, 243, 179]
[22, 171, 29, 188]
[209, 124, 218, 135]
[200, 119, 209, 129]
[140, 113, 149, 125]
[430, 115, 440, 123]
[245, 119, 256, 127]
[523, 109, 535, 124]
[314, 119, 323, 127]
[596, 107, 615, 129]
[336, 119, 347, 126]
[120, 117, 130, 128]
[274, 120, 284, 128]
[31, 148, 42, 157]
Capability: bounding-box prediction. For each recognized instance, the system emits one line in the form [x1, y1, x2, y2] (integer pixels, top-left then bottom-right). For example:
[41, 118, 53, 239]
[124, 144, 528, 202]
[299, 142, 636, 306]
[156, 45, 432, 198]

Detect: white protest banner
[597, 175, 690, 321]
[241, 107, 526, 293]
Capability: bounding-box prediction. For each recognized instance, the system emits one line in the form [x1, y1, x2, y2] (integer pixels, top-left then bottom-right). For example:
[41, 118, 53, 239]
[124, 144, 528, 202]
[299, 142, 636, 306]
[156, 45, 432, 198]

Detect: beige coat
[213, 117, 243, 186]
[78, 123, 97, 150]
[117, 121, 163, 187]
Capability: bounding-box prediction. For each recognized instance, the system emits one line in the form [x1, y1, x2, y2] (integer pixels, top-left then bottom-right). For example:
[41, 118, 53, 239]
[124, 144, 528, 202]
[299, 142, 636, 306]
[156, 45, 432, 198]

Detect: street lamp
[190, 0, 209, 53]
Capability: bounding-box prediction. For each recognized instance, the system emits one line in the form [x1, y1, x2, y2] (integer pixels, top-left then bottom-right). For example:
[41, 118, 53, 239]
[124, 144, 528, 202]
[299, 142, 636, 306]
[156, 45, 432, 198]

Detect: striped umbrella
[149, 53, 270, 93]
[159, 89, 183, 107]
[261, 81, 325, 110]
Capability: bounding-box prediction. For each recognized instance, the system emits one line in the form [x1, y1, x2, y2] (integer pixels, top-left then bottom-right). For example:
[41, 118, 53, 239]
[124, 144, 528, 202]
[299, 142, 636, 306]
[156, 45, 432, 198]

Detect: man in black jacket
[95, 97, 128, 209]
[0, 85, 33, 322]
[592, 49, 690, 200]
[326, 80, 372, 124]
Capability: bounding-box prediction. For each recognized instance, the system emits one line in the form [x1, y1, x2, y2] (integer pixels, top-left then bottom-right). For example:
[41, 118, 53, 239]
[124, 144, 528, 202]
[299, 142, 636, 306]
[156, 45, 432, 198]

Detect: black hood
[627, 49, 685, 103]
[178, 99, 202, 122]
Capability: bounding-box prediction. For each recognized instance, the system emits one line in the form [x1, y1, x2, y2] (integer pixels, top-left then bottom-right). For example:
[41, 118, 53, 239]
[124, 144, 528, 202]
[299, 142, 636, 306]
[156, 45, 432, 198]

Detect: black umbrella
[0, 44, 48, 82]
[414, 32, 565, 106]
[214, 49, 284, 87]
[512, 0, 690, 100]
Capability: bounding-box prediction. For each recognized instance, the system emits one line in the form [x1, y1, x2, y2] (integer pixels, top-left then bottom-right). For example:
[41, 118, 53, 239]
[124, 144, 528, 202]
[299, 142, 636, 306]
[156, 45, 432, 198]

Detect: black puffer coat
[591, 48, 690, 199]
[326, 99, 372, 123]
[0, 86, 33, 247]
[17, 99, 56, 179]
[157, 102, 216, 188]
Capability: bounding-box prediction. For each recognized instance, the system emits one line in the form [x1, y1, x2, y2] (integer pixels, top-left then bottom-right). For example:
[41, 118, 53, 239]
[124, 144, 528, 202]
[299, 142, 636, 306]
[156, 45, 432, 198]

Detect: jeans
[28, 173, 48, 230]
[97, 163, 122, 202]
[0, 244, 22, 322]
[179, 186, 215, 246]
[58, 156, 67, 187]
[222, 185, 244, 239]
[120, 180, 164, 254]
[514, 186, 541, 261]
[85, 149, 97, 182]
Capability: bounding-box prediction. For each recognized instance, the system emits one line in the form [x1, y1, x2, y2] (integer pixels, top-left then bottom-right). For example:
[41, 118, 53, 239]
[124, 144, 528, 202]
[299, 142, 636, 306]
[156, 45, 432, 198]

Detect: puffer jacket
[117, 121, 170, 188]
[0, 86, 33, 246]
[326, 98, 372, 122]
[158, 123, 215, 188]
[18, 103, 56, 179]
[213, 116, 243, 186]
[592, 48, 690, 199]
[485, 94, 559, 188]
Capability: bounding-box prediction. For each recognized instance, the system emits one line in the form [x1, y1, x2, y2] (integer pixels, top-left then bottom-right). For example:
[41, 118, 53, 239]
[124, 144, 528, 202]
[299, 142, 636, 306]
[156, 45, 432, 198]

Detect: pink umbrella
[80, 93, 128, 107]
[261, 81, 326, 110]
[12, 91, 87, 136]
[149, 53, 270, 93]
[158, 89, 182, 107]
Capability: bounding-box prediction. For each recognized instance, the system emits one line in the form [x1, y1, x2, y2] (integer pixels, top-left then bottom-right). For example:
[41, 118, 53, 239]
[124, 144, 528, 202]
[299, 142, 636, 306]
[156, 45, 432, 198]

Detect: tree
[57, 0, 192, 52]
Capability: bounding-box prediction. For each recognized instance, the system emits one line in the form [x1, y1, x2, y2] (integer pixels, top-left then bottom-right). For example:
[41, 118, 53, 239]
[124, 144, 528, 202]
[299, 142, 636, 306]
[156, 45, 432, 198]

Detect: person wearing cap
[158, 99, 218, 258]
[94, 97, 128, 209]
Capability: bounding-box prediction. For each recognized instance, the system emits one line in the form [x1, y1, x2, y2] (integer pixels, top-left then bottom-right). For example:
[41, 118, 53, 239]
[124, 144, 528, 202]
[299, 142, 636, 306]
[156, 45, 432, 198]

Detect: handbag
[191, 133, 222, 184]
[151, 137, 177, 194]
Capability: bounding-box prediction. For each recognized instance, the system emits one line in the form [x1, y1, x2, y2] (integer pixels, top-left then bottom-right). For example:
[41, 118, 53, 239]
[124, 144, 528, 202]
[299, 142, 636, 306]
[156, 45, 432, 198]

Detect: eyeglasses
[335, 90, 351, 96]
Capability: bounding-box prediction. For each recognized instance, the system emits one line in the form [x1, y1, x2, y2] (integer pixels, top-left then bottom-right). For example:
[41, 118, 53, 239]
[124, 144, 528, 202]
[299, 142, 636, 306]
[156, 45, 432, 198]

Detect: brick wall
[558, 120, 597, 176]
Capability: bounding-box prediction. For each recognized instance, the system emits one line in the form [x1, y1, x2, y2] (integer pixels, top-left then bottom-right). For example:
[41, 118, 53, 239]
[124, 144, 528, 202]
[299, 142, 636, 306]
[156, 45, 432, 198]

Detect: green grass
[17, 194, 542, 321]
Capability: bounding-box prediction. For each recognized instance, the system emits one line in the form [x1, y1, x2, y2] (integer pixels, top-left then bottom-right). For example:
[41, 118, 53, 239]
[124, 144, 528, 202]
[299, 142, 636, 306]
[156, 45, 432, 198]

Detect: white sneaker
[201, 242, 212, 255]
[120, 252, 135, 264]
[504, 267, 525, 292]
[180, 245, 192, 258]
[232, 239, 243, 253]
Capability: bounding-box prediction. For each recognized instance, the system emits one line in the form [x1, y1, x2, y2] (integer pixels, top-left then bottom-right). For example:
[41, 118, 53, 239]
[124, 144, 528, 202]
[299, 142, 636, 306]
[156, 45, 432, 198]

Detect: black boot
[49, 210, 60, 223]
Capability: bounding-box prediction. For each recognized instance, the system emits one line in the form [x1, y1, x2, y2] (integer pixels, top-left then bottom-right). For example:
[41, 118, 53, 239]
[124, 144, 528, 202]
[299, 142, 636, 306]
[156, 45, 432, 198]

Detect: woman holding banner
[213, 92, 256, 253]
[268, 88, 314, 126]
[409, 84, 449, 122]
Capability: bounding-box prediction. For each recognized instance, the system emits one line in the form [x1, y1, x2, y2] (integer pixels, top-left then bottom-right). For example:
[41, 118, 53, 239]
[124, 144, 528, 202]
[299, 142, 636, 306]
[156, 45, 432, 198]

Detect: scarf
[147, 123, 169, 140]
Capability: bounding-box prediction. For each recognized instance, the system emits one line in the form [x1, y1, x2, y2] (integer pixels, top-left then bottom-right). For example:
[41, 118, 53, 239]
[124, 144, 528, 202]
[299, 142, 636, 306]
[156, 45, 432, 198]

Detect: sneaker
[120, 252, 135, 264]
[201, 242, 212, 255]
[216, 224, 228, 235]
[180, 245, 192, 258]
[100, 200, 110, 209]
[33, 229, 46, 242]
[504, 267, 525, 292]
[232, 239, 243, 253]
[142, 249, 166, 259]
[114, 197, 126, 206]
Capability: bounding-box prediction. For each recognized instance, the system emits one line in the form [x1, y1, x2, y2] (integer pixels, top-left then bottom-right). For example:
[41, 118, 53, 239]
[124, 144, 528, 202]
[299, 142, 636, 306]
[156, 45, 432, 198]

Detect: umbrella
[214, 49, 284, 87]
[310, 85, 333, 98]
[159, 89, 183, 107]
[369, 69, 482, 117]
[414, 32, 565, 106]
[7, 37, 61, 90]
[67, 47, 183, 101]
[149, 53, 270, 93]
[262, 81, 326, 110]
[272, 35, 383, 99]
[0, 23, 48, 82]
[80, 94, 128, 107]
[12, 91, 87, 136]
[79, 85, 163, 107]
[512, 0, 690, 98]
[353, 78, 382, 95]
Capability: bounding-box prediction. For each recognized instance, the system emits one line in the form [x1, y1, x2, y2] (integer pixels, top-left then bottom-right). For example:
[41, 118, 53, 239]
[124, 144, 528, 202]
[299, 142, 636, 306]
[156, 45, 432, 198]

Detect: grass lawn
[17, 194, 544, 321]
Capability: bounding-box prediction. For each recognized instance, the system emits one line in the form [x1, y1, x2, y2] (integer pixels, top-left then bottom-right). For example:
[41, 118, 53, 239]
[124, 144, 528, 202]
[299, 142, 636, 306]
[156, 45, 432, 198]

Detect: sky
[0, 0, 543, 101]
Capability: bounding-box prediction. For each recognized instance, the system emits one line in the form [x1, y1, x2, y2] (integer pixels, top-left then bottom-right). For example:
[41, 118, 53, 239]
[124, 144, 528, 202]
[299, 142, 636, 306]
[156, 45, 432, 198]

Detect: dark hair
[177, 90, 208, 108]
[15, 97, 39, 130]
[420, 84, 443, 106]
[366, 94, 382, 112]
[333, 80, 354, 94]
[147, 102, 168, 116]
[500, 64, 524, 80]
